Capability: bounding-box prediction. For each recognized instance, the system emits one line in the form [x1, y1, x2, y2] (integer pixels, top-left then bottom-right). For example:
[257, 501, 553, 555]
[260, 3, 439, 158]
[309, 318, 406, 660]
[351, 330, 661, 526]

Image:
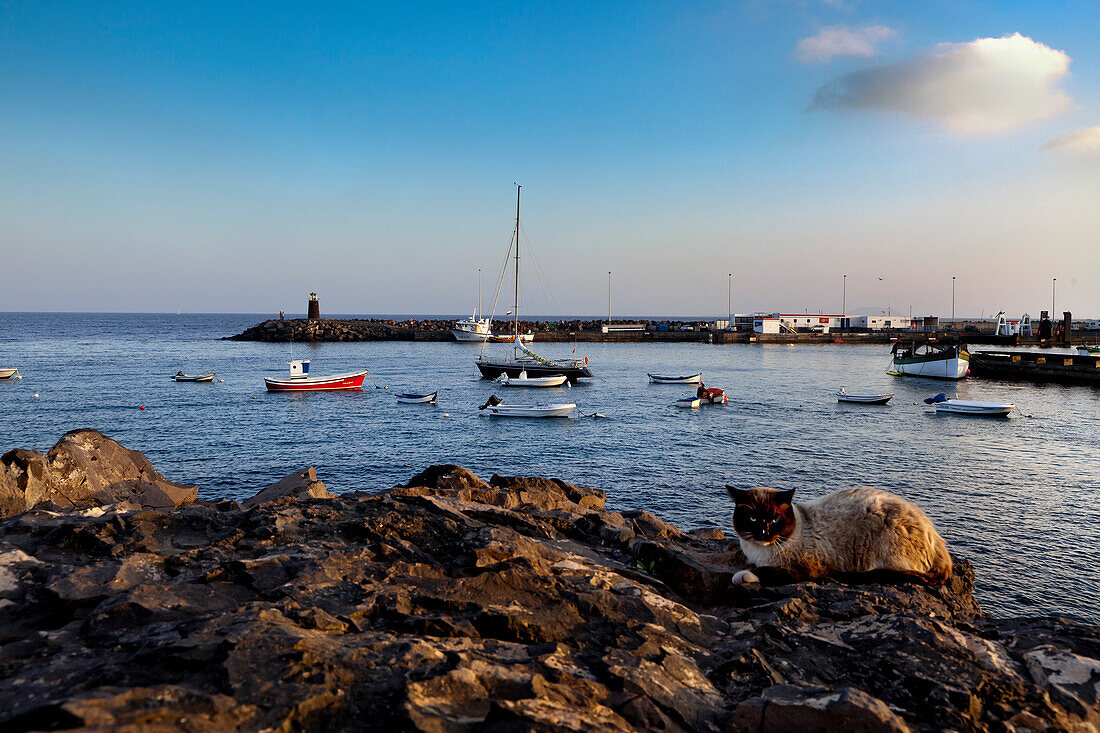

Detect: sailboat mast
[513, 184, 521, 355]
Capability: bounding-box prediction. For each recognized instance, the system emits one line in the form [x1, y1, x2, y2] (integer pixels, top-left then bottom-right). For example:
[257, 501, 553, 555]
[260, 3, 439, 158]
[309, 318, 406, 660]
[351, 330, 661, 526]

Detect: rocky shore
[2, 431, 1098, 731]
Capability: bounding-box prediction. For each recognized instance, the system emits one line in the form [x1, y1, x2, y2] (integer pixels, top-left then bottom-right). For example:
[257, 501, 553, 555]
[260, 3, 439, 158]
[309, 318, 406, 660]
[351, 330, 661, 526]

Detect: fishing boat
[498, 371, 568, 388]
[396, 391, 438, 404]
[924, 393, 1014, 417]
[891, 342, 969, 380]
[836, 388, 893, 404]
[475, 185, 593, 383]
[451, 313, 492, 342]
[1077, 345, 1100, 356]
[648, 372, 702, 384]
[171, 371, 216, 383]
[0, 368, 19, 380]
[264, 359, 368, 392]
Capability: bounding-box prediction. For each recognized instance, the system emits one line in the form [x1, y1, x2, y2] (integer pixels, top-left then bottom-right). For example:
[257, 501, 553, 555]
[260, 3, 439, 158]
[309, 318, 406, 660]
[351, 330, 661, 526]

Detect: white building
[843, 315, 914, 330]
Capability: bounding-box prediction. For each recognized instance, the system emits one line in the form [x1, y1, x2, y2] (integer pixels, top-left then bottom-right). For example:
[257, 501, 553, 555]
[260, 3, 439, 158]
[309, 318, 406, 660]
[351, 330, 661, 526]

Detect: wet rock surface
[0, 451, 1098, 731]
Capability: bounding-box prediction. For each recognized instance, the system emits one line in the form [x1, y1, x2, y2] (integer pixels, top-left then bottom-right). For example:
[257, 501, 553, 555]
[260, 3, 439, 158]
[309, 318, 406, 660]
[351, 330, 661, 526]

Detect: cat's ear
[775, 489, 796, 506]
[726, 485, 750, 503]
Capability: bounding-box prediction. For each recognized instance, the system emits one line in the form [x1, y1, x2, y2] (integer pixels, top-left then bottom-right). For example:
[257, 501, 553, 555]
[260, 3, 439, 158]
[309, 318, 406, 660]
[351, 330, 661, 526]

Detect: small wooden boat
[924, 393, 1014, 416]
[498, 371, 568, 388]
[676, 397, 701, 408]
[0, 368, 20, 380]
[171, 371, 216, 383]
[396, 391, 438, 404]
[836, 388, 893, 404]
[264, 359, 368, 392]
[648, 372, 702, 384]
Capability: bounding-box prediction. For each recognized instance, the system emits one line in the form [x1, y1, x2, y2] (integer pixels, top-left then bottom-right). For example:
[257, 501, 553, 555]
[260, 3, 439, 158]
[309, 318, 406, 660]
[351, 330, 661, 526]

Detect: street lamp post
[1052, 278, 1057, 317]
[842, 274, 846, 329]
[727, 273, 732, 330]
[951, 276, 956, 326]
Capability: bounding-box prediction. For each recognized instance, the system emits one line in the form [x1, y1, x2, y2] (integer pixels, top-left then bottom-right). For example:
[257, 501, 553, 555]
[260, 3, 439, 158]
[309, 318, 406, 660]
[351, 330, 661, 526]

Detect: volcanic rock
[242, 467, 334, 508]
[0, 437, 1097, 731]
[0, 429, 197, 517]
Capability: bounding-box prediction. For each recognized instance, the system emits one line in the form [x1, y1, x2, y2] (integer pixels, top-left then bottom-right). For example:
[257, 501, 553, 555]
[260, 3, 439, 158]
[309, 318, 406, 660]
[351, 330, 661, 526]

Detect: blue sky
[2, 1, 1098, 317]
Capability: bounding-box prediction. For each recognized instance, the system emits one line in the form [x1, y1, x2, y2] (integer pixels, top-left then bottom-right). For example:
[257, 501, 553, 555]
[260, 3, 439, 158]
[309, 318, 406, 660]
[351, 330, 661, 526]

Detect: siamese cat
[726, 486, 951, 586]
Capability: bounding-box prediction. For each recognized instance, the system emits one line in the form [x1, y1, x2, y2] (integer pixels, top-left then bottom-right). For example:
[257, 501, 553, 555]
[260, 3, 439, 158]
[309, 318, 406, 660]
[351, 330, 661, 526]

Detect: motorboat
[836, 388, 893, 404]
[891, 342, 969, 380]
[678, 387, 727, 407]
[171, 371, 216, 383]
[498, 371, 568, 388]
[451, 314, 492, 342]
[396, 391, 439, 404]
[648, 372, 702, 384]
[264, 359, 368, 392]
[478, 395, 575, 418]
[475, 186, 593, 383]
[0, 368, 20, 380]
[924, 393, 1014, 417]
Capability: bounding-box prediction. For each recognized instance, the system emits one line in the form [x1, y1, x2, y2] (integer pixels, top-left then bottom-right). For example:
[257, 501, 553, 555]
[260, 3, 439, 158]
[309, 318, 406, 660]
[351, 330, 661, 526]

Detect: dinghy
[0, 368, 20, 380]
[676, 397, 701, 408]
[648, 372, 702, 384]
[836, 388, 893, 405]
[478, 394, 575, 418]
[497, 371, 568, 388]
[172, 371, 216, 383]
[924, 393, 1014, 417]
[396, 391, 438, 404]
[677, 387, 727, 407]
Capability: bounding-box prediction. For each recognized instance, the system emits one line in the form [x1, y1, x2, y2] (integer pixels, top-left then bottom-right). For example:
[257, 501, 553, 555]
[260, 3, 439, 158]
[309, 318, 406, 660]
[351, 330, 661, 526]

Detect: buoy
[219, 379, 224, 383]
[251, 396, 257, 399]
[139, 406, 145, 410]
[33, 393, 39, 398]
[443, 413, 450, 417]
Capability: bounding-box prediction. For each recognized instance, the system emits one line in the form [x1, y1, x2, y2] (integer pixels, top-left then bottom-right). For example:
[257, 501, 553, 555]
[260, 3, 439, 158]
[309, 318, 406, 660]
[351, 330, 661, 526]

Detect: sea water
[1, 312, 1097, 622]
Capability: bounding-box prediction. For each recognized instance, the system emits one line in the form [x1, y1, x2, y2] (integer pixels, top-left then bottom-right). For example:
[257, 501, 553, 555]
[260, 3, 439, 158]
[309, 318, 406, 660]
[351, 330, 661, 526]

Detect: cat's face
[726, 486, 796, 545]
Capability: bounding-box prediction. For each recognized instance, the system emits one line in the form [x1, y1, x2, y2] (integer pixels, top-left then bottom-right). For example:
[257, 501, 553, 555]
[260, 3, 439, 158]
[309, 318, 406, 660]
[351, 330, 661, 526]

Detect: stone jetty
[226, 317, 614, 342]
[2, 431, 1099, 731]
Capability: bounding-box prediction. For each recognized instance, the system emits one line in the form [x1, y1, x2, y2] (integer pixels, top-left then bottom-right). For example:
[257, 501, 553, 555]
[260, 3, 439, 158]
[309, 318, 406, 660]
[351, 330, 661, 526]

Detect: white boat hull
[893, 355, 969, 379]
[484, 403, 576, 418]
[1077, 346, 1100, 356]
[934, 400, 1014, 417]
[649, 373, 702, 384]
[451, 329, 493, 342]
[396, 392, 438, 404]
[0, 368, 19, 380]
[499, 374, 568, 388]
[836, 392, 893, 404]
[172, 373, 216, 383]
[676, 398, 701, 408]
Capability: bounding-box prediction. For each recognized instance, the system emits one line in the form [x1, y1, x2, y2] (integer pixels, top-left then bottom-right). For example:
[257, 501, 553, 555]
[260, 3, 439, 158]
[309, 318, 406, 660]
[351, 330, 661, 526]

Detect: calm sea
[1, 313, 1097, 623]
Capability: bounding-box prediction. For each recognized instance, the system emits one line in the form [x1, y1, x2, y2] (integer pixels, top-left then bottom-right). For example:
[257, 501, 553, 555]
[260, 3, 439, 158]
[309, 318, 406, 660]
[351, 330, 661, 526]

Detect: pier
[970, 350, 1100, 385]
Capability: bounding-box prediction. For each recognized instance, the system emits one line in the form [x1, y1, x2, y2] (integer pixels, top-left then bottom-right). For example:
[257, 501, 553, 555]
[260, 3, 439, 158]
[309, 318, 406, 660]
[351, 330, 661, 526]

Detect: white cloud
[1044, 126, 1100, 156]
[811, 33, 1072, 133]
[796, 25, 896, 63]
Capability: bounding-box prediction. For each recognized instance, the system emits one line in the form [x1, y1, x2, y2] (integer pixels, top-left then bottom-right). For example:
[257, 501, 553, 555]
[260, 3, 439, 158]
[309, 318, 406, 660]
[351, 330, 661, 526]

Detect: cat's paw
[732, 569, 761, 586]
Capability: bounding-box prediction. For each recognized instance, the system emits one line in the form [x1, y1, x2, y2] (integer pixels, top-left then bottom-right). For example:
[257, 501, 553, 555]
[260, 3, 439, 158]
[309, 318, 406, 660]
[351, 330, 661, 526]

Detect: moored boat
[836, 388, 893, 404]
[891, 342, 969, 380]
[396, 391, 438, 404]
[498, 371, 568, 388]
[264, 360, 368, 392]
[648, 372, 702, 384]
[478, 395, 575, 417]
[678, 387, 726, 406]
[1077, 345, 1100, 356]
[451, 315, 492, 342]
[172, 371, 216, 383]
[924, 393, 1014, 416]
[0, 368, 20, 380]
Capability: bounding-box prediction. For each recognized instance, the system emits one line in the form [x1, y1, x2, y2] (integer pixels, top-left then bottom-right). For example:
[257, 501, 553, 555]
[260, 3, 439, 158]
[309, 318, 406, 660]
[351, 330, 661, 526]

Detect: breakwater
[2, 430, 1099, 731]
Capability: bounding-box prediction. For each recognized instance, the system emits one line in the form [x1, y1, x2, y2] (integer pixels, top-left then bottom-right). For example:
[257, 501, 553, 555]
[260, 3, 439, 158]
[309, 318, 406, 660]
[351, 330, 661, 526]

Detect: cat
[726, 486, 952, 586]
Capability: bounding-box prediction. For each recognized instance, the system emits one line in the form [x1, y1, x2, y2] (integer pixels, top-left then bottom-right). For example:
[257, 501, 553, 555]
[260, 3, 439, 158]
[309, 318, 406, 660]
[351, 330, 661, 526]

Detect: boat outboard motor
[479, 394, 502, 410]
[923, 393, 948, 404]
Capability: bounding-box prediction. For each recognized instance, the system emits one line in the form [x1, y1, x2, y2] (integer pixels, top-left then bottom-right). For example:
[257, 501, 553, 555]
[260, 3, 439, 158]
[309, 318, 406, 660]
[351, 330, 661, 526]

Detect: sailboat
[475, 185, 593, 383]
[451, 269, 493, 342]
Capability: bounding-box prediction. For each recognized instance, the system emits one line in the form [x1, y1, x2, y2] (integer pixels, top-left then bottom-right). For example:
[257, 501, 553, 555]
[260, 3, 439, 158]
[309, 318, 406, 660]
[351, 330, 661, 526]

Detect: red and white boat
[264, 359, 368, 392]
